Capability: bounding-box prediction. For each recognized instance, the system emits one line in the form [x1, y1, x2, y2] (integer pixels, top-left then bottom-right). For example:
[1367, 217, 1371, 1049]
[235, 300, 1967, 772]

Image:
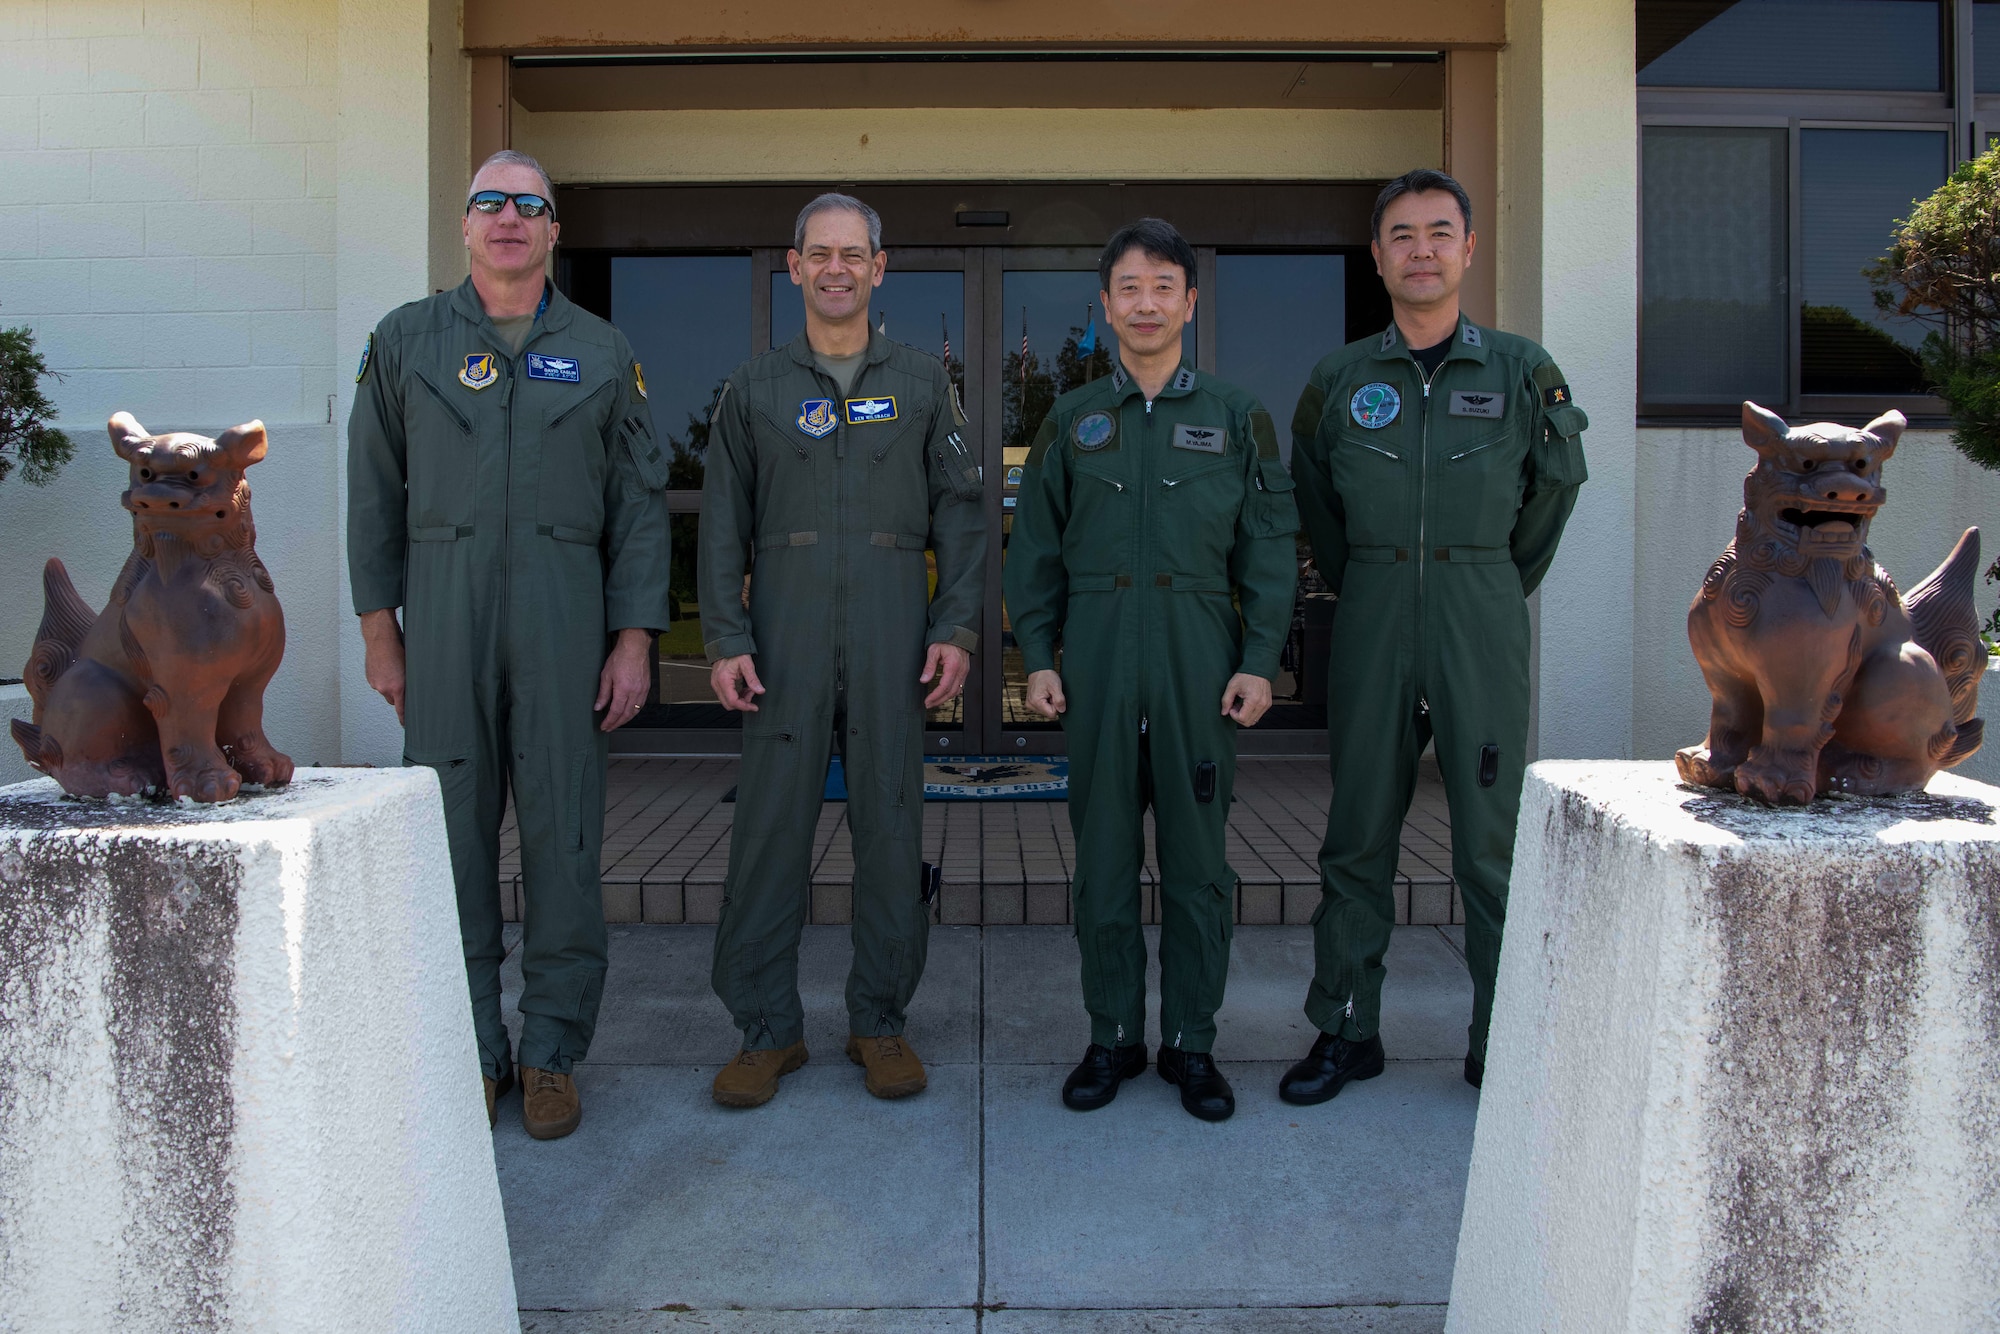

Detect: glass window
[769, 269, 964, 401]
[1642, 127, 1789, 405]
[1980, 2, 2000, 92]
[611, 255, 750, 493]
[1213, 253, 1345, 468]
[1799, 128, 1949, 395]
[1638, 0, 1942, 91]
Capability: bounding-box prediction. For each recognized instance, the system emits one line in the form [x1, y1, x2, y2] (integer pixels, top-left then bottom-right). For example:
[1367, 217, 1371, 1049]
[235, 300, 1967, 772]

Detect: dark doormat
[723, 755, 1068, 802]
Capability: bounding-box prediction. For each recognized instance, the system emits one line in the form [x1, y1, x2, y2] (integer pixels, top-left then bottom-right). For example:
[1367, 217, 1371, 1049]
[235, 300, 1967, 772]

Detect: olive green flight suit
[1289, 317, 1588, 1062]
[701, 331, 985, 1051]
[348, 278, 672, 1080]
[1006, 364, 1299, 1053]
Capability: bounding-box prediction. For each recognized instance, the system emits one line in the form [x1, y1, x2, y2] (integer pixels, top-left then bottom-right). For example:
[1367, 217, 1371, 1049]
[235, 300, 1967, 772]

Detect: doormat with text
[723, 755, 1068, 802]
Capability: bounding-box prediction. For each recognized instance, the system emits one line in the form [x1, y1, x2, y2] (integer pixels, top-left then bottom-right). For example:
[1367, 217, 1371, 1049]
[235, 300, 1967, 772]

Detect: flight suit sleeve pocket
[1244, 458, 1299, 538]
[620, 417, 670, 491]
[1535, 405, 1589, 488]
[933, 429, 982, 502]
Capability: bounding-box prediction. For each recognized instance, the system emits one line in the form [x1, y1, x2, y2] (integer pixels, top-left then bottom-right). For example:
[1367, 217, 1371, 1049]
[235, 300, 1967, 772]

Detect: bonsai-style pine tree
[1869, 144, 2000, 647]
[0, 315, 74, 486]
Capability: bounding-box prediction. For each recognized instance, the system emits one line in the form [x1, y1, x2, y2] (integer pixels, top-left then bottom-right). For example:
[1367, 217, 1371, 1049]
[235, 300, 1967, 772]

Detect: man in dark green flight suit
[1006, 218, 1300, 1123]
[349, 150, 672, 1141]
[1280, 168, 1588, 1107]
[701, 193, 986, 1109]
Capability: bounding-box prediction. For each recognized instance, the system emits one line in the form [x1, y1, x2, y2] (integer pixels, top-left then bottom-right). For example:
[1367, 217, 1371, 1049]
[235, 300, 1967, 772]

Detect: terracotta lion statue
[11, 412, 292, 802]
[1676, 402, 1983, 805]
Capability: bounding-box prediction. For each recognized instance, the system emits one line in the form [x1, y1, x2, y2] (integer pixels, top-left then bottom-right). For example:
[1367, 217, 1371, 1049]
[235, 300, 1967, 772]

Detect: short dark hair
[1098, 218, 1197, 292]
[1370, 169, 1474, 241]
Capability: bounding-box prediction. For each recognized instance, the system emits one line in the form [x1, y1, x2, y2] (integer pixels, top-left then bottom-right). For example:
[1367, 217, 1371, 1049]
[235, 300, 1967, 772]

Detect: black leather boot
[1156, 1046, 1235, 1122]
[1062, 1042, 1148, 1111]
[1278, 1031, 1385, 1106]
[1464, 1051, 1484, 1089]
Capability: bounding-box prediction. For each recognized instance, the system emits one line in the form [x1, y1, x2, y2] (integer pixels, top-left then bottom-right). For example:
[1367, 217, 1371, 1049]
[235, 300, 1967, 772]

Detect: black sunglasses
[466, 190, 554, 219]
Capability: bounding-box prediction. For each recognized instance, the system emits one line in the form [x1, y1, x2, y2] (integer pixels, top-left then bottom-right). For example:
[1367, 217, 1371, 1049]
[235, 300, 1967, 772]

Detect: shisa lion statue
[1676, 402, 1983, 805]
[10, 412, 292, 802]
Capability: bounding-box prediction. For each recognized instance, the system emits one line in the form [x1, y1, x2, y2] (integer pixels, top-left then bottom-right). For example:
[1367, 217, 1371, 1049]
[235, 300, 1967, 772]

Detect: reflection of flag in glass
[941, 313, 950, 365]
[1019, 307, 1028, 385]
[1077, 303, 1097, 356]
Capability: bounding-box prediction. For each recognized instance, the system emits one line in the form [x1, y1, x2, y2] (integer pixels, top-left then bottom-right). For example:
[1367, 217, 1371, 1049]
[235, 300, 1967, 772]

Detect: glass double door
[608, 243, 1356, 756]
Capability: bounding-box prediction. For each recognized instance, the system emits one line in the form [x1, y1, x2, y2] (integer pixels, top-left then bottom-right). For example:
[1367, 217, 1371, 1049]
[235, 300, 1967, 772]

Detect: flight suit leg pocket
[737, 716, 804, 838]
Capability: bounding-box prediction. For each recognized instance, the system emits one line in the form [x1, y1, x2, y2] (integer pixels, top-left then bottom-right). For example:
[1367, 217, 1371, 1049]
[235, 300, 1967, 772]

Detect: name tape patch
[844, 396, 898, 424]
[797, 398, 838, 438]
[1349, 382, 1401, 429]
[1172, 424, 1227, 455]
[1448, 391, 1506, 419]
[526, 352, 581, 383]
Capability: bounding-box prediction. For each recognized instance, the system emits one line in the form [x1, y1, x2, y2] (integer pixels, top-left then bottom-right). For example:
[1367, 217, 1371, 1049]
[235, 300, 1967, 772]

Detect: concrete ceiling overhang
[463, 0, 1504, 55]
[509, 55, 1447, 114]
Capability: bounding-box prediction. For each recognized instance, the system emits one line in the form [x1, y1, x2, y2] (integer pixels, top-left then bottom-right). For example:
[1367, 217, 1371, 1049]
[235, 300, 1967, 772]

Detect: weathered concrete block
[0, 768, 519, 1334]
[1449, 761, 2000, 1334]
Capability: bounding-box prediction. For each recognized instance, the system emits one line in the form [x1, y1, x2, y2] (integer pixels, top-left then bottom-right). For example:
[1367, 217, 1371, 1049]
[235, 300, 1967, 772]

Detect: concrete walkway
[497, 921, 1477, 1332]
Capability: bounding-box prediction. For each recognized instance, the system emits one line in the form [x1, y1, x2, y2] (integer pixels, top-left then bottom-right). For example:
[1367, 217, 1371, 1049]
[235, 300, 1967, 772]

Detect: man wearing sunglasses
[348, 150, 672, 1141]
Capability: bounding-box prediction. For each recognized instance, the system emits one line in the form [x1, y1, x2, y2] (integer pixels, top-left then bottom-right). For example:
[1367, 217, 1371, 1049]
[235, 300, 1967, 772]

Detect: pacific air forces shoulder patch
[1073, 410, 1116, 452]
[798, 398, 838, 438]
[460, 353, 498, 391]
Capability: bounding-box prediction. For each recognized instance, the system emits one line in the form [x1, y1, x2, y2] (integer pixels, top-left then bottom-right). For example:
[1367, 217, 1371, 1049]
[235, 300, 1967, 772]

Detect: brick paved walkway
[500, 756, 1460, 927]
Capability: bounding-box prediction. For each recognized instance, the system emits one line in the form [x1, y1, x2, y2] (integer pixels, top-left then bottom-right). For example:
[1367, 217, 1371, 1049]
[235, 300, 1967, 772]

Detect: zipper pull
[1140, 716, 1149, 735]
[1422, 380, 1431, 399]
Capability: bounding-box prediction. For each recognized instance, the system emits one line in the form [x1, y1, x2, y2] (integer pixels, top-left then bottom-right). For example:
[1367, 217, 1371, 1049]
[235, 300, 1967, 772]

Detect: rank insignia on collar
[1171, 367, 1196, 392]
[526, 352, 581, 382]
[354, 333, 372, 385]
[1380, 326, 1398, 351]
[1111, 365, 1128, 392]
[798, 398, 838, 438]
[844, 395, 898, 424]
[459, 353, 498, 390]
[1461, 323, 1483, 346]
[1350, 382, 1402, 429]
[1073, 410, 1116, 451]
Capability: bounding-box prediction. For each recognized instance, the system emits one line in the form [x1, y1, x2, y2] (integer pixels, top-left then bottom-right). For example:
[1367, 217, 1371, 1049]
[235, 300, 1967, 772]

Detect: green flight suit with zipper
[701, 330, 986, 1051]
[348, 277, 672, 1081]
[1005, 363, 1299, 1054]
[1289, 317, 1588, 1063]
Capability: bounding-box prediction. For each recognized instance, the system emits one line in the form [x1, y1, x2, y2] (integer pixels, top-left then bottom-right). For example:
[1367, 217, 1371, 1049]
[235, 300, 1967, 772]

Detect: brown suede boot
[519, 1065, 582, 1140]
[846, 1034, 927, 1099]
[483, 1065, 515, 1129]
[711, 1041, 809, 1108]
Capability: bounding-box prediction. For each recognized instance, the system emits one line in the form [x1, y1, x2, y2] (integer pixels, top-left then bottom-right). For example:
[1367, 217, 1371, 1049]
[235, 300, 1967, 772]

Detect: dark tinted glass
[1213, 254, 1345, 468]
[1800, 128, 1948, 395]
[1642, 127, 1789, 405]
[768, 269, 965, 402]
[1638, 0, 1941, 90]
[1980, 2, 2000, 91]
[611, 255, 749, 493]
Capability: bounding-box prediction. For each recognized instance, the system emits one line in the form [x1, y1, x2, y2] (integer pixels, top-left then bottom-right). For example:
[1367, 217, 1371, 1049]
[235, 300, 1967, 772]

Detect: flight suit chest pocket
[407, 368, 477, 529]
[1069, 458, 1135, 550]
[1434, 424, 1528, 549]
[1329, 426, 1413, 547]
[535, 374, 617, 536]
[865, 411, 932, 538]
[1156, 454, 1241, 560]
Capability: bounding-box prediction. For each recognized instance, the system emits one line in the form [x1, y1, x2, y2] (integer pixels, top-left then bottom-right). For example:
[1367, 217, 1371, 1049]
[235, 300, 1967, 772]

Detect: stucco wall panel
[518, 106, 1444, 184]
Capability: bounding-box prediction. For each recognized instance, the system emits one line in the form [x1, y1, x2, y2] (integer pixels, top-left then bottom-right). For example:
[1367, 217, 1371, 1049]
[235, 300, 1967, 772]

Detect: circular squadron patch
[1073, 410, 1116, 451]
[1349, 382, 1401, 429]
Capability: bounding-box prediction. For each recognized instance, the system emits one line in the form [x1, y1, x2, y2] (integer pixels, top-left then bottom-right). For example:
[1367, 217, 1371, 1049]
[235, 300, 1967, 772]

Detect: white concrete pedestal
[0, 769, 519, 1334]
[1449, 761, 2000, 1334]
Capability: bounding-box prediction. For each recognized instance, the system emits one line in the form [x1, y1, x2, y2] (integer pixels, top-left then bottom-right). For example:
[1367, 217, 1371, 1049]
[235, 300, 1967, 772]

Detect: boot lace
[526, 1067, 564, 1096]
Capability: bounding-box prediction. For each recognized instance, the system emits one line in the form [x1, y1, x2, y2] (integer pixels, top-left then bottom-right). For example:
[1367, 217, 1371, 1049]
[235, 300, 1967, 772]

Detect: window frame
[1636, 0, 1986, 423]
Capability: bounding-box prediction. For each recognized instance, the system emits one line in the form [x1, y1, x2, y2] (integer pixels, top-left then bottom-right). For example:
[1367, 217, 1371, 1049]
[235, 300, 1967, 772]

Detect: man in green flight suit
[1006, 218, 1300, 1123]
[349, 150, 672, 1141]
[701, 193, 986, 1108]
[1280, 168, 1589, 1106]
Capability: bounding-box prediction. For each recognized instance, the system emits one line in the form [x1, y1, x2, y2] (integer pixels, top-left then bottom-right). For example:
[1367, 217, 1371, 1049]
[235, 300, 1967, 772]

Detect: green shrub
[0, 320, 74, 486]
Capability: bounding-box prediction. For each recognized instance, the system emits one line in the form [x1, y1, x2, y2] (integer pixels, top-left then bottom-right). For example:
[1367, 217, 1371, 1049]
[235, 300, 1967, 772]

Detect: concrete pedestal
[1449, 761, 2000, 1334]
[0, 769, 519, 1334]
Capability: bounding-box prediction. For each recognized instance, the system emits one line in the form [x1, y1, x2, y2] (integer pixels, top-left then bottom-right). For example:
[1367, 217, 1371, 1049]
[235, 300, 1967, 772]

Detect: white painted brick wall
[0, 0, 337, 432]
